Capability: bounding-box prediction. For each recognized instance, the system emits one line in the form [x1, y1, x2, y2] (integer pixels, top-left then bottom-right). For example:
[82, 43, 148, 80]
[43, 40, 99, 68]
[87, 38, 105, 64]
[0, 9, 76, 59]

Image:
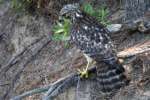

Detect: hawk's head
[60, 4, 82, 22]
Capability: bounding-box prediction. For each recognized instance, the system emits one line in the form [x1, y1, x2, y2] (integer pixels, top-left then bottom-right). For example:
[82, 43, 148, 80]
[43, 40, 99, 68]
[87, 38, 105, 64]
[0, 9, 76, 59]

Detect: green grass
[52, 18, 71, 41]
[52, 3, 110, 42]
[83, 3, 110, 25]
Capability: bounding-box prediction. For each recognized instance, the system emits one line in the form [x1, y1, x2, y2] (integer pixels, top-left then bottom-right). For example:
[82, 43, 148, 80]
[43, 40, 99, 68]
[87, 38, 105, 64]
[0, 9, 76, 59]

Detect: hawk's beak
[59, 15, 64, 22]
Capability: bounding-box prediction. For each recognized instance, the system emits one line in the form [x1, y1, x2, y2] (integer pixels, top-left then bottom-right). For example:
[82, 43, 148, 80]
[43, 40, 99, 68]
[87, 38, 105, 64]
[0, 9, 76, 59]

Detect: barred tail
[96, 60, 130, 94]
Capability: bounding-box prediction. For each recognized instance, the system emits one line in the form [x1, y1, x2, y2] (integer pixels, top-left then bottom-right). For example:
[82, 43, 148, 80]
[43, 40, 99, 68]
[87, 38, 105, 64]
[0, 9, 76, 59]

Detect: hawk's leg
[78, 54, 94, 78]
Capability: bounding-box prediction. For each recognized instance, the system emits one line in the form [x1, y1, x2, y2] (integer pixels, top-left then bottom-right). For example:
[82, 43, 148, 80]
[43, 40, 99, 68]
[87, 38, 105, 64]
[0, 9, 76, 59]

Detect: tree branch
[117, 40, 150, 58]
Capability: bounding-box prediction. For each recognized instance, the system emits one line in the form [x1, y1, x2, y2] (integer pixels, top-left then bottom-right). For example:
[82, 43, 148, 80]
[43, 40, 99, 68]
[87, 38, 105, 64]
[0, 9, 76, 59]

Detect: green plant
[82, 3, 95, 16]
[96, 7, 110, 25]
[83, 3, 110, 25]
[52, 18, 71, 41]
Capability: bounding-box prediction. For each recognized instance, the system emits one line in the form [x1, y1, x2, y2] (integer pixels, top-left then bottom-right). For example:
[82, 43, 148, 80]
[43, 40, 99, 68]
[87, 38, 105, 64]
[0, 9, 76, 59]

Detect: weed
[52, 18, 71, 41]
[83, 3, 110, 25]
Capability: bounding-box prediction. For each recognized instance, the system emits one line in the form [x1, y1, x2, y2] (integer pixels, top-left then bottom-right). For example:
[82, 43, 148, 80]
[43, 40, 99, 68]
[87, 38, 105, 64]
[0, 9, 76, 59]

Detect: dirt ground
[0, 0, 150, 100]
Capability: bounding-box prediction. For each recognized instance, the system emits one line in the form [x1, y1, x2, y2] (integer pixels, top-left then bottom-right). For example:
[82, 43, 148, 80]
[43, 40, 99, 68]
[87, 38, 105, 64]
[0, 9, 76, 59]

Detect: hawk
[60, 4, 129, 94]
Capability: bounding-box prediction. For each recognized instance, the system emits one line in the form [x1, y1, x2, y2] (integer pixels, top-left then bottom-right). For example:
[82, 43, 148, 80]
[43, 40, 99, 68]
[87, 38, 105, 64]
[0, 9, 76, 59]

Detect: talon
[85, 71, 88, 78]
[77, 54, 95, 78]
[77, 68, 88, 78]
[77, 69, 82, 73]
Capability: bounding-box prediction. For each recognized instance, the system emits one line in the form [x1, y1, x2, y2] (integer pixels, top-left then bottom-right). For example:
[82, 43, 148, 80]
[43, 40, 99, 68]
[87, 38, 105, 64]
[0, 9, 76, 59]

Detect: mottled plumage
[71, 12, 115, 62]
[60, 4, 129, 96]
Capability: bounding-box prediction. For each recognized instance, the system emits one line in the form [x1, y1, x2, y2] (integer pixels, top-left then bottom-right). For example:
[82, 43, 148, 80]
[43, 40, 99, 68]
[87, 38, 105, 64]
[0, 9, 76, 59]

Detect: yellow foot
[77, 68, 88, 78]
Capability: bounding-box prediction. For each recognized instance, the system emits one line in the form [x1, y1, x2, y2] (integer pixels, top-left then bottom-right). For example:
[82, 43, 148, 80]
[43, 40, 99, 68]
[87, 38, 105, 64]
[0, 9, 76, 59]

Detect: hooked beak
[58, 16, 64, 22]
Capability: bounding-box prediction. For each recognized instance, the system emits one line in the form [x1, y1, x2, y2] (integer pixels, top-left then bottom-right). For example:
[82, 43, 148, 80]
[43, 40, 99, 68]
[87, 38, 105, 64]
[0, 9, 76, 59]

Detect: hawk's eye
[65, 15, 70, 19]
[60, 14, 70, 19]
[64, 14, 71, 19]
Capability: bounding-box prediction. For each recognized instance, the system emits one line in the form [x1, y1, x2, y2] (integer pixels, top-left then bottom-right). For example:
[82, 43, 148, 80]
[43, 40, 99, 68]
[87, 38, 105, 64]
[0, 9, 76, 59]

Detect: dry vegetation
[0, 0, 149, 100]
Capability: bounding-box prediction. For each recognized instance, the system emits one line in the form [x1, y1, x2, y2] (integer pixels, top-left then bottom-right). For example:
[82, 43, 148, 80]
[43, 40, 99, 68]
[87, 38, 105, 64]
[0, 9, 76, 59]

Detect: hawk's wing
[71, 17, 117, 62]
[71, 15, 129, 95]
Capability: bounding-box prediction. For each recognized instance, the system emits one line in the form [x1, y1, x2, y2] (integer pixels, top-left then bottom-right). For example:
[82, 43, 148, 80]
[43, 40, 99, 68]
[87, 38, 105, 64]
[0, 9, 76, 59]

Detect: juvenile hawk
[60, 4, 129, 94]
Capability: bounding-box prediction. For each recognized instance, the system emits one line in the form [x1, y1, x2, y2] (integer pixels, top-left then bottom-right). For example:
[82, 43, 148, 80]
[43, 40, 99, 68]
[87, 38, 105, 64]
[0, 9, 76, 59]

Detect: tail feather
[96, 60, 129, 94]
